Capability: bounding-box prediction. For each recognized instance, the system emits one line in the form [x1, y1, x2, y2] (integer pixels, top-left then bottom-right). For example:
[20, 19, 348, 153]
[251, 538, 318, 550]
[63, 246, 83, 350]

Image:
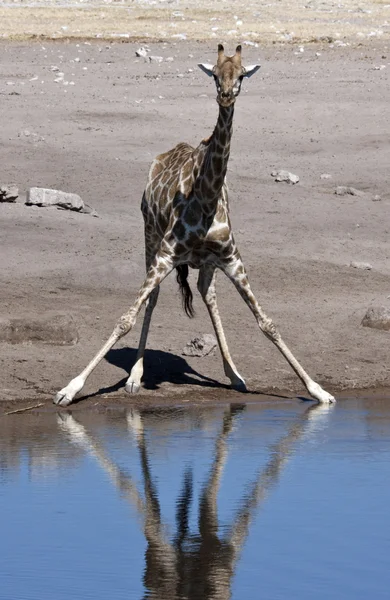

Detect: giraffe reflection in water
[58, 403, 333, 599]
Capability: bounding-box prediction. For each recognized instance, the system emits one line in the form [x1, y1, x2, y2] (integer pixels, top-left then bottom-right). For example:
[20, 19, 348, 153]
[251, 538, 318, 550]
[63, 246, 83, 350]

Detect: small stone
[0, 184, 18, 202]
[148, 55, 164, 63]
[335, 186, 365, 197]
[362, 306, 390, 331]
[372, 194, 381, 202]
[136, 47, 148, 58]
[271, 170, 299, 184]
[26, 187, 84, 211]
[182, 334, 217, 357]
[320, 173, 332, 179]
[350, 261, 372, 270]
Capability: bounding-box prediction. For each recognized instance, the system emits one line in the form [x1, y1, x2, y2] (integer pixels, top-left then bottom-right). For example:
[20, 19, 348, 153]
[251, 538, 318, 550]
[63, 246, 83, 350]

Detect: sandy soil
[0, 38, 389, 408]
[0, 0, 389, 45]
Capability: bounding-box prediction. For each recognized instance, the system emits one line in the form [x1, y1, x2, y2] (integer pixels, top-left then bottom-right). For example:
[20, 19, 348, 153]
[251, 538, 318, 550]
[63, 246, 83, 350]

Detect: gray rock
[320, 173, 332, 179]
[148, 56, 164, 63]
[135, 47, 148, 58]
[182, 333, 217, 357]
[372, 195, 381, 202]
[335, 186, 365, 197]
[362, 306, 390, 331]
[79, 204, 99, 217]
[0, 184, 18, 202]
[26, 187, 84, 211]
[350, 261, 372, 270]
[0, 314, 78, 345]
[271, 170, 299, 184]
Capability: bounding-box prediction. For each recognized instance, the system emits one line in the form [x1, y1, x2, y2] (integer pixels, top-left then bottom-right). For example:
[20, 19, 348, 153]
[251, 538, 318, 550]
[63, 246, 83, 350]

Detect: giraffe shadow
[105, 347, 229, 391]
[74, 348, 285, 403]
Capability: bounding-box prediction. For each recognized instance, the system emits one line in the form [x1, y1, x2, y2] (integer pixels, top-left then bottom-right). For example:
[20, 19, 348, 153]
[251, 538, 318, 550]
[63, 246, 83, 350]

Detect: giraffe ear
[243, 65, 261, 77]
[198, 63, 215, 77]
[243, 64, 261, 78]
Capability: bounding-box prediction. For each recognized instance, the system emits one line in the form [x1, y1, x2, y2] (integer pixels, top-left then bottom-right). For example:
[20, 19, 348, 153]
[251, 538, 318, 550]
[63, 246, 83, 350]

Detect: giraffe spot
[184, 201, 201, 226]
[213, 156, 223, 174]
[187, 231, 202, 247]
[174, 242, 187, 256]
[172, 220, 186, 240]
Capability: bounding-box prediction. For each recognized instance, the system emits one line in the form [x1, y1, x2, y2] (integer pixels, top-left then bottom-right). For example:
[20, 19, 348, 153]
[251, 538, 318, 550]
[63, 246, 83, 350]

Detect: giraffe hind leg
[197, 265, 246, 391]
[222, 257, 336, 404]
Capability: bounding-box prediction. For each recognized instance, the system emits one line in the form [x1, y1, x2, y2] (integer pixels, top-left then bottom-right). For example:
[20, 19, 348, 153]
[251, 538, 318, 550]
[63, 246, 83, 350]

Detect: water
[1, 398, 389, 600]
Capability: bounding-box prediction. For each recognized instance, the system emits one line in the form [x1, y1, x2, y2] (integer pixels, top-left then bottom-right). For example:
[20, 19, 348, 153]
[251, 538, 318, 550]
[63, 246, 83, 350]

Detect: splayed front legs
[54, 254, 173, 406]
[222, 257, 336, 404]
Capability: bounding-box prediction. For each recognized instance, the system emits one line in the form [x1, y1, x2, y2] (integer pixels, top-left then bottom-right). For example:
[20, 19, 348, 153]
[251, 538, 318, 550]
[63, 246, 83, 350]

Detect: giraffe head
[198, 44, 260, 108]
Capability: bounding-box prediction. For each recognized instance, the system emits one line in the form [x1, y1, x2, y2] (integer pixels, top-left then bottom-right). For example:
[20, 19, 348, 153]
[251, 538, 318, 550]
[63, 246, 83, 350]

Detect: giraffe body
[143, 137, 233, 271]
[54, 45, 335, 406]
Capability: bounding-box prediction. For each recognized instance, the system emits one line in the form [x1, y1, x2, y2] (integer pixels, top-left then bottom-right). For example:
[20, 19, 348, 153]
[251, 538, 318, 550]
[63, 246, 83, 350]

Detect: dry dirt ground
[0, 38, 389, 409]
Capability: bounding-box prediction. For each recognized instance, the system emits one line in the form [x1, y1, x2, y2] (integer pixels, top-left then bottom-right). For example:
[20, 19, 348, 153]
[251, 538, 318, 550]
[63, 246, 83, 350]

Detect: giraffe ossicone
[54, 44, 335, 407]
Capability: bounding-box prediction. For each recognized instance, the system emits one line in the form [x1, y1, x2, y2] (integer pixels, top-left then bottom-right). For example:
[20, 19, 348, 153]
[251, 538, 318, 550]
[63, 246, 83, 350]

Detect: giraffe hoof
[54, 390, 74, 407]
[307, 382, 336, 404]
[231, 378, 247, 392]
[53, 376, 85, 406]
[125, 381, 141, 395]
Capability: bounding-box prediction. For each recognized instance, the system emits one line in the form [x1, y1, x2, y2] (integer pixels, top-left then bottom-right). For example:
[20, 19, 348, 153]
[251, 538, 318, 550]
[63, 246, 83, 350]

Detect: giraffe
[58, 402, 334, 599]
[54, 44, 335, 407]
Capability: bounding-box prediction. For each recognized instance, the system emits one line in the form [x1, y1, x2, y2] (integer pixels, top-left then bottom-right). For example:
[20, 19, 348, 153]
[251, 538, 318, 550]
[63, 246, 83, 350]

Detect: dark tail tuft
[176, 265, 195, 318]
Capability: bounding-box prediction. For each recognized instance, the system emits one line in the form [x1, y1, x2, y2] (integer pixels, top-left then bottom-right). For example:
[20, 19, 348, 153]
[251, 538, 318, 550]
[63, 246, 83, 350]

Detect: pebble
[182, 334, 217, 357]
[350, 261, 372, 270]
[135, 47, 148, 58]
[0, 184, 18, 202]
[271, 170, 299, 184]
[361, 306, 390, 331]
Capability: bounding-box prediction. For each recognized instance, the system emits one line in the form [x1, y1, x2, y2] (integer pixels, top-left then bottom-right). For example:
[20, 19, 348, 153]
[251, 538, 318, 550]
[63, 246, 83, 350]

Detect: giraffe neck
[194, 104, 234, 209]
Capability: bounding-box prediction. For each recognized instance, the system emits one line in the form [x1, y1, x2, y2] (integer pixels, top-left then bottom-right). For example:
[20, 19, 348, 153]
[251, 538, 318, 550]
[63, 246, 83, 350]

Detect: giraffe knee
[114, 313, 135, 337]
[259, 317, 280, 342]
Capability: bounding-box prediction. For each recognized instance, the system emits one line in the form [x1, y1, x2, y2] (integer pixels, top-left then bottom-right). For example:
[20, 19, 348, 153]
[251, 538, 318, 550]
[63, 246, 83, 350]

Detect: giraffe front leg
[222, 257, 336, 404]
[54, 254, 174, 406]
[197, 265, 246, 391]
[125, 286, 160, 394]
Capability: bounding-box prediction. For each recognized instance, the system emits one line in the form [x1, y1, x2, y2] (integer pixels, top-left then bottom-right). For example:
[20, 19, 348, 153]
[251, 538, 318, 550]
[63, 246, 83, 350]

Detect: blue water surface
[0, 398, 389, 600]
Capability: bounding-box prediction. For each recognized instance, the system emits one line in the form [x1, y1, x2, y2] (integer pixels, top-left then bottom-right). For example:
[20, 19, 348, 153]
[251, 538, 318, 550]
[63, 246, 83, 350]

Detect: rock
[320, 173, 332, 179]
[0, 314, 79, 345]
[135, 47, 148, 58]
[79, 204, 99, 217]
[362, 306, 390, 331]
[0, 184, 18, 202]
[372, 195, 381, 202]
[271, 170, 299, 184]
[26, 187, 84, 211]
[335, 186, 365, 197]
[148, 55, 164, 63]
[350, 261, 372, 270]
[182, 334, 217, 357]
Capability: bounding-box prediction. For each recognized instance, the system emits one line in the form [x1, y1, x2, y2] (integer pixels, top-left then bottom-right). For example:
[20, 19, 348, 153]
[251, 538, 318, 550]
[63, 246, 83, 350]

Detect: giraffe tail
[176, 265, 195, 318]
